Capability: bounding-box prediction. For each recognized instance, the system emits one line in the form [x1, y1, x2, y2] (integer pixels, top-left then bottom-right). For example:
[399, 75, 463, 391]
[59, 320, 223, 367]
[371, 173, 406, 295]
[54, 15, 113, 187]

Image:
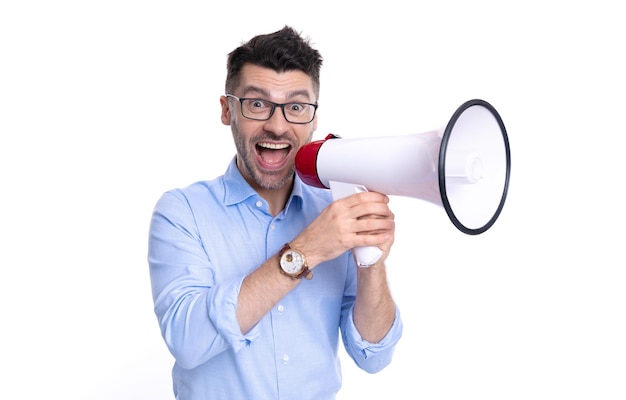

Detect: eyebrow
[241, 86, 314, 102]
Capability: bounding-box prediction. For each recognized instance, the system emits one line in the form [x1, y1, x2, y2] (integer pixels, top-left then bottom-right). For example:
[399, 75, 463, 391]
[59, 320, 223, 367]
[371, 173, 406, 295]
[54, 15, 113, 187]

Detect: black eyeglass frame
[225, 94, 318, 124]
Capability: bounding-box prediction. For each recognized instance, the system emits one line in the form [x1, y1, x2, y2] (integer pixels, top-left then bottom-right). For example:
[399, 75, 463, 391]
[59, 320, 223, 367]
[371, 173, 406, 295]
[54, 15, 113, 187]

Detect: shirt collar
[222, 157, 305, 210]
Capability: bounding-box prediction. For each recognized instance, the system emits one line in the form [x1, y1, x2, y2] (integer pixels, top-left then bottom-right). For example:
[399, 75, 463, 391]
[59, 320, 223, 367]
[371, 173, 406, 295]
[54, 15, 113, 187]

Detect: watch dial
[281, 251, 303, 273]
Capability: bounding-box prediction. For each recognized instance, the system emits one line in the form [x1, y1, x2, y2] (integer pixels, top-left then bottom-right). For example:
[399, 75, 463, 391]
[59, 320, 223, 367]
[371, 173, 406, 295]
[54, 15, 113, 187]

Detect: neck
[258, 181, 293, 216]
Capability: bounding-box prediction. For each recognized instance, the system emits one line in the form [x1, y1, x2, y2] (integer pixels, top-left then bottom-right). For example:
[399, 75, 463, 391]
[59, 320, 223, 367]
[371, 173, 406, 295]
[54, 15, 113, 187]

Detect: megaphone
[295, 99, 511, 267]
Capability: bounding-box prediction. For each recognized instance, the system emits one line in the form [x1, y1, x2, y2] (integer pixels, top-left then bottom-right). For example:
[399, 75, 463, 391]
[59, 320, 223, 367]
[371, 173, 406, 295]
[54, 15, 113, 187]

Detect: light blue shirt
[148, 158, 402, 400]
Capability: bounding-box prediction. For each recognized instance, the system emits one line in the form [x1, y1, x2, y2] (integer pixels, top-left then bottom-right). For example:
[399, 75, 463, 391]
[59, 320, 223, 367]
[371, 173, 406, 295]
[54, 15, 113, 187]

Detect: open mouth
[256, 142, 291, 167]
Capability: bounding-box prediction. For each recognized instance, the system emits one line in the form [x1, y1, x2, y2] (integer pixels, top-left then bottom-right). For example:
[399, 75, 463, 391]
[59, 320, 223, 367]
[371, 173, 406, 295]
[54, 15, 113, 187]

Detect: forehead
[237, 64, 315, 101]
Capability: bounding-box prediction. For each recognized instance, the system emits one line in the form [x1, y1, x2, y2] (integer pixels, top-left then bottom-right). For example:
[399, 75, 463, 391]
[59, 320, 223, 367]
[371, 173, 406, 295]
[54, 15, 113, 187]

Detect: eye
[249, 99, 267, 109]
[244, 99, 272, 114]
[287, 103, 305, 113]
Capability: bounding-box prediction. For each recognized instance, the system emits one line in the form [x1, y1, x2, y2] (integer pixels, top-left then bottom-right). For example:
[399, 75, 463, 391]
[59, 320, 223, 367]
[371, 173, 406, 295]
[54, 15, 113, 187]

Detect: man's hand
[290, 191, 395, 269]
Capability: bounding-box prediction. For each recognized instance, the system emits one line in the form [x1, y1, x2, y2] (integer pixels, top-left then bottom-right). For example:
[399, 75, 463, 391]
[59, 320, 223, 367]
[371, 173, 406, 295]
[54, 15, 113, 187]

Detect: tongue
[259, 147, 288, 165]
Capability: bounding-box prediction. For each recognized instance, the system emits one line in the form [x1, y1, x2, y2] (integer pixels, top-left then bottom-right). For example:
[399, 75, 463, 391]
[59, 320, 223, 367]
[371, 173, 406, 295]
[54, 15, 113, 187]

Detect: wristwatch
[278, 243, 313, 280]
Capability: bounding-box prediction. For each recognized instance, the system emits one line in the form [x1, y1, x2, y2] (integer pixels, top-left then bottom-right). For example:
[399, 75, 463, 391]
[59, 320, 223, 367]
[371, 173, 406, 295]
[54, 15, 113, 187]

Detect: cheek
[231, 121, 254, 153]
[300, 127, 315, 145]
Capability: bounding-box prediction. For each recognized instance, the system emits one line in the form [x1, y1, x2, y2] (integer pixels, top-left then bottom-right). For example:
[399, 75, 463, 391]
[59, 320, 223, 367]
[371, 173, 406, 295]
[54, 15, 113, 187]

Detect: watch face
[280, 250, 304, 274]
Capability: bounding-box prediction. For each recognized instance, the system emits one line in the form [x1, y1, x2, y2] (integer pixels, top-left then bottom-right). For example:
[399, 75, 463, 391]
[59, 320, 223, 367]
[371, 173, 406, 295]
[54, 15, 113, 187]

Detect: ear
[220, 96, 231, 125]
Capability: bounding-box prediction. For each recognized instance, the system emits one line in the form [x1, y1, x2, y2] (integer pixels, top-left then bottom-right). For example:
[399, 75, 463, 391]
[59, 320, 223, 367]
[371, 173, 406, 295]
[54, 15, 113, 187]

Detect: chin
[256, 171, 294, 191]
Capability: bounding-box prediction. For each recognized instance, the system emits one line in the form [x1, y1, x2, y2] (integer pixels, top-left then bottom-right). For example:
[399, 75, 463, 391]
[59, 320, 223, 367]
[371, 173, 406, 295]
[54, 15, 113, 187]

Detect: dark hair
[225, 26, 323, 99]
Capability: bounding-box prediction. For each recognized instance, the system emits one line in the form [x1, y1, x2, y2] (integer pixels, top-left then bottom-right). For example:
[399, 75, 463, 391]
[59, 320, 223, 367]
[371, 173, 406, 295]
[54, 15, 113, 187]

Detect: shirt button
[282, 354, 289, 364]
[255, 200, 263, 208]
[277, 305, 284, 313]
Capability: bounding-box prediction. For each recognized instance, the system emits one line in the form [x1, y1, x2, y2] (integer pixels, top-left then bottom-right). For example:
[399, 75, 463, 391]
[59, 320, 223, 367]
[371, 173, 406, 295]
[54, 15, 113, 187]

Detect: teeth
[258, 142, 289, 150]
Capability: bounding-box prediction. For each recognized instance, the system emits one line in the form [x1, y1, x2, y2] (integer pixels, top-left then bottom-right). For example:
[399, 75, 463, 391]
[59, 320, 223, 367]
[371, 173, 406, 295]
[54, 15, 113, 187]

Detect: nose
[263, 105, 291, 135]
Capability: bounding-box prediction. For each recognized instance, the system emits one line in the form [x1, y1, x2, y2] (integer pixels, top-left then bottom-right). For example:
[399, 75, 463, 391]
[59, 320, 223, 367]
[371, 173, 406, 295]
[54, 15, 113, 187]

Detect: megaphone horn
[295, 99, 511, 266]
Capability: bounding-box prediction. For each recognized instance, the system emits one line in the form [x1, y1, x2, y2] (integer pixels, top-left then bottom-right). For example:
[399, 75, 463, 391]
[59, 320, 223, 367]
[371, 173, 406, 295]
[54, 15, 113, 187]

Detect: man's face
[220, 64, 318, 191]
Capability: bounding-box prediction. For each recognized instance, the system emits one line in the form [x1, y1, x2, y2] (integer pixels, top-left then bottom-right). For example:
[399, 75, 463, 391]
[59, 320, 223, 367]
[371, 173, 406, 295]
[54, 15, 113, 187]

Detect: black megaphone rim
[438, 99, 511, 235]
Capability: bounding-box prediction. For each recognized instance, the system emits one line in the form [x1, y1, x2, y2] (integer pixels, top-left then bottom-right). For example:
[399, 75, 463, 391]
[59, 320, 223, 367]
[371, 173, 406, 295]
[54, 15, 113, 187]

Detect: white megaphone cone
[295, 99, 511, 267]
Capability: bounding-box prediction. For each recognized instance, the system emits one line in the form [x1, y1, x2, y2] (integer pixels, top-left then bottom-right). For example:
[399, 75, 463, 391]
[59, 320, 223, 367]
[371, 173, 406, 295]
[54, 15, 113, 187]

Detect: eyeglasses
[225, 94, 318, 124]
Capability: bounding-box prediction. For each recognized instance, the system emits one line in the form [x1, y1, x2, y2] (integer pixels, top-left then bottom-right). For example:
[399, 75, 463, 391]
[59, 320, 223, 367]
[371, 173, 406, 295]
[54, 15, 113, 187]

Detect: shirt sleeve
[148, 190, 258, 370]
[341, 302, 403, 373]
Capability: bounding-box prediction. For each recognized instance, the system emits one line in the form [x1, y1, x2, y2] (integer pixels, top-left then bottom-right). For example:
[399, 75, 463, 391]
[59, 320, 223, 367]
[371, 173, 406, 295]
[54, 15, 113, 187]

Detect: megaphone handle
[328, 181, 383, 267]
[352, 246, 384, 267]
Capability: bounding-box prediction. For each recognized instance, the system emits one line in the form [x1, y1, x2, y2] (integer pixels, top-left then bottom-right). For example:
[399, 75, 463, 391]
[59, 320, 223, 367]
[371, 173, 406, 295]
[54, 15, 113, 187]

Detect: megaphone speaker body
[311, 130, 444, 205]
[295, 99, 511, 265]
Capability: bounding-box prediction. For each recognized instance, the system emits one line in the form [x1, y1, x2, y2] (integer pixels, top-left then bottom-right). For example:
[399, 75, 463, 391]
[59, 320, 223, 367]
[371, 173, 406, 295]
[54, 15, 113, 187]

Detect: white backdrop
[1, 1, 624, 399]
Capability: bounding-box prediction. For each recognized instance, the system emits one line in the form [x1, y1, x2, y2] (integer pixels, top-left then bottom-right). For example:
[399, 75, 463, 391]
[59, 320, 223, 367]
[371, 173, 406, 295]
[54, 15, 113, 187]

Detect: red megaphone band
[295, 133, 340, 189]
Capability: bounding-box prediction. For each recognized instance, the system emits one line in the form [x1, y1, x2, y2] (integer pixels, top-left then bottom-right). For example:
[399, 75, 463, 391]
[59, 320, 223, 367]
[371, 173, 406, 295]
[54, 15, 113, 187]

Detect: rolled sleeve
[342, 306, 403, 373]
[207, 275, 261, 353]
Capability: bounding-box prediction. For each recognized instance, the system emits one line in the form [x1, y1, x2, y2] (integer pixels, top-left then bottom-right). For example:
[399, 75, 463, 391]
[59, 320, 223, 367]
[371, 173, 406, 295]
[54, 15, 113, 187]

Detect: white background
[1, 1, 624, 399]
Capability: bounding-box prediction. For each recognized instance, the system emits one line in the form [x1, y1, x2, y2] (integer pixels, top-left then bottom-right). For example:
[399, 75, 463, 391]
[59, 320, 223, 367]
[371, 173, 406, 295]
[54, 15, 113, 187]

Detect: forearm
[237, 231, 338, 333]
[352, 263, 396, 343]
[237, 253, 300, 334]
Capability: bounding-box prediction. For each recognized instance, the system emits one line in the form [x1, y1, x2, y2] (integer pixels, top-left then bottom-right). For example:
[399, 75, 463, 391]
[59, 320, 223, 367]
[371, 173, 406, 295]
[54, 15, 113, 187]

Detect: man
[148, 26, 403, 399]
